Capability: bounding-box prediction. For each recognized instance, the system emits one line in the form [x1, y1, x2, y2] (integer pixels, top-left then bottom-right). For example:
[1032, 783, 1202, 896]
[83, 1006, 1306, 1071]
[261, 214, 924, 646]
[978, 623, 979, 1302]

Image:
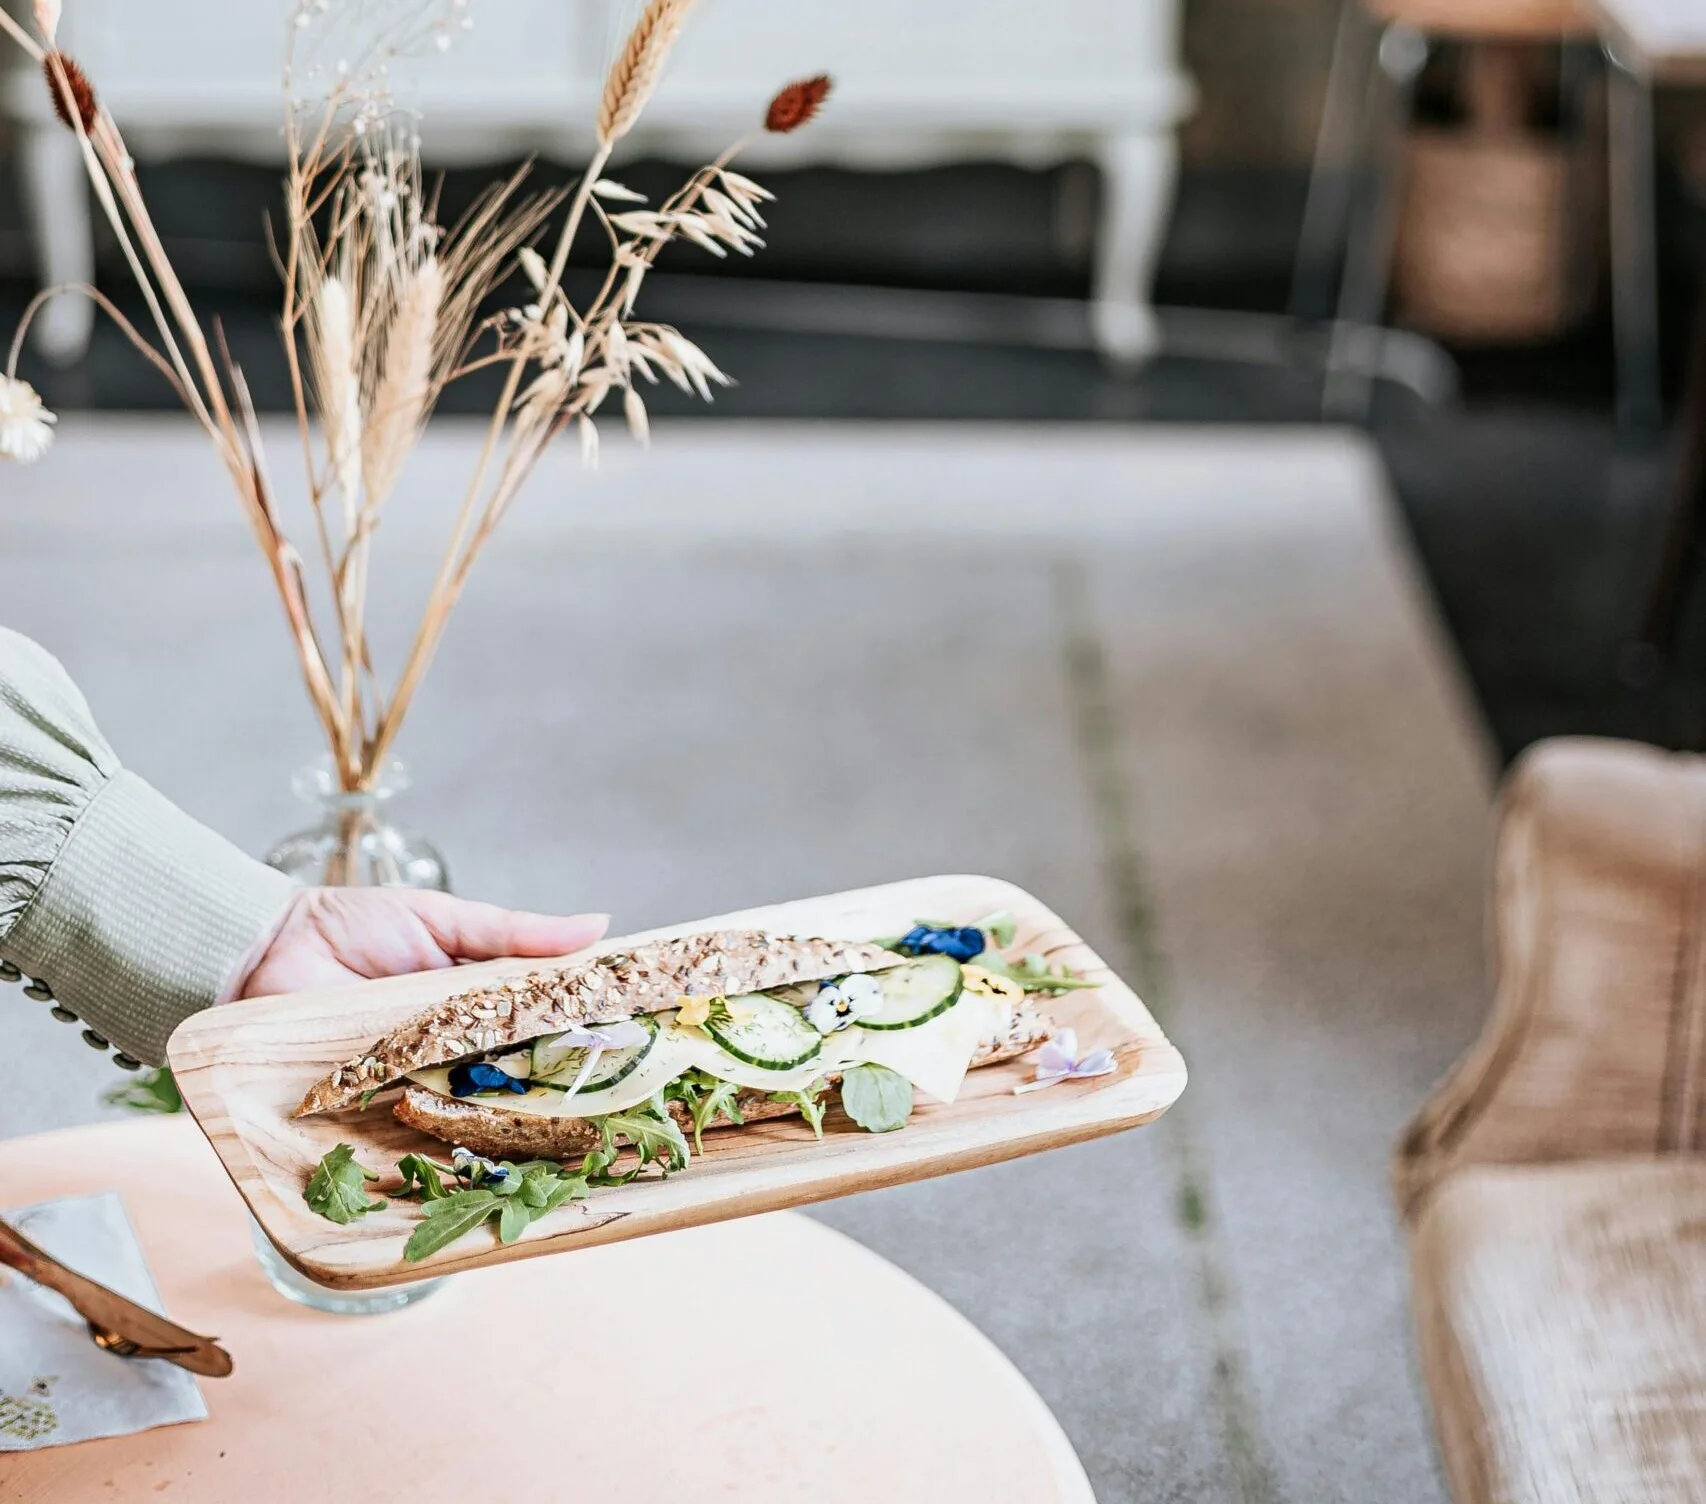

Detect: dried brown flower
[764, 75, 832, 134]
[42, 52, 96, 133]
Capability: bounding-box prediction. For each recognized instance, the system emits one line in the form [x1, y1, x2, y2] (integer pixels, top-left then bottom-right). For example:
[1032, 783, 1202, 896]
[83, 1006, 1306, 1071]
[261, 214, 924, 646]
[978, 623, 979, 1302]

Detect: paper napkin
[0, 1191, 207, 1451]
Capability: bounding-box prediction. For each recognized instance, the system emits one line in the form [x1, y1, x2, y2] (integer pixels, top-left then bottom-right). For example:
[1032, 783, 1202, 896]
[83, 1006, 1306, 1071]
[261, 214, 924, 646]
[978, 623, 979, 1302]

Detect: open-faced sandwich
[296, 916, 1099, 1259]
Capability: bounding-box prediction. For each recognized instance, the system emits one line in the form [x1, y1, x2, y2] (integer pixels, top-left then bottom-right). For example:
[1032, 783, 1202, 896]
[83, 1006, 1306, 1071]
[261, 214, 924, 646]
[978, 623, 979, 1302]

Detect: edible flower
[548, 1020, 651, 1051]
[895, 924, 986, 962]
[676, 994, 719, 1028]
[448, 1060, 530, 1098]
[805, 973, 885, 1034]
[961, 964, 1023, 1002]
[451, 1146, 508, 1184]
[1013, 1030, 1117, 1095]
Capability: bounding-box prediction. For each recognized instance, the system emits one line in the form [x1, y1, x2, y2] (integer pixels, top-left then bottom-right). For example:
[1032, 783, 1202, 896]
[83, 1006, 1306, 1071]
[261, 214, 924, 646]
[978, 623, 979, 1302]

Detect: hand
[230, 888, 610, 999]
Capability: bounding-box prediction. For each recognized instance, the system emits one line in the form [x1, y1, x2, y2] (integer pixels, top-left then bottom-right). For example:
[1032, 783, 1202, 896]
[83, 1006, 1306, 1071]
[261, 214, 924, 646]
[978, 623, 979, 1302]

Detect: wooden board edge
[270, 1054, 1189, 1289]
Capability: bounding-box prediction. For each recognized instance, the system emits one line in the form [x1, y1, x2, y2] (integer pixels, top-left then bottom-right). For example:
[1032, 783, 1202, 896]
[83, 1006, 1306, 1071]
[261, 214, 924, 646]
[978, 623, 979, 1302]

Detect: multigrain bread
[387, 995, 1056, 1159]
[296, 932, 904, 1117]
[391, 1083, 804, 1158]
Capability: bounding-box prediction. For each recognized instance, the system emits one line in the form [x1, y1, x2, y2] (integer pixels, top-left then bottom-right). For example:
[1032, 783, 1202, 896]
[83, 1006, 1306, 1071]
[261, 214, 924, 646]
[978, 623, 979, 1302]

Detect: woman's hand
[229, 889, 610, 999]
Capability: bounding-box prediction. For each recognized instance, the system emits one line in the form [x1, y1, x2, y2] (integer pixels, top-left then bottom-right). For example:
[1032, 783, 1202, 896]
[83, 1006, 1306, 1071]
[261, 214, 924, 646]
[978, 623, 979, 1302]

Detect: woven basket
[1393, 126, 1597, 343]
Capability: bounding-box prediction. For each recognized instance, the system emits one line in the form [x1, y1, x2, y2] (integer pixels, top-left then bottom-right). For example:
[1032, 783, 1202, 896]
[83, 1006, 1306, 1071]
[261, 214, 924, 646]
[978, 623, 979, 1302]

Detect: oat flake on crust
[295, 930, 903, 1116]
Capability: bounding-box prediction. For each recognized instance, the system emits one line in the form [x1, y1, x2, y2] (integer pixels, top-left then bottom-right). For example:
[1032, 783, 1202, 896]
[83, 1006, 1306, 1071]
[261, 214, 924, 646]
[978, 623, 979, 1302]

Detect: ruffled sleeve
[0, 629, 293, 1065]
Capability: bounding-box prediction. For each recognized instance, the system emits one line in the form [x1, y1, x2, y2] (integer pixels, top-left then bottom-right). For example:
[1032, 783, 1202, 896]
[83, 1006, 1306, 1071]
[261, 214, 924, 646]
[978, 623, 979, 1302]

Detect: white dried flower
[623, 386, 649, 445]
[516, 247, 548, 293]
[33, 0, 60, 43]
[578, 414, 599, 468]
[0, 377, 56, 465]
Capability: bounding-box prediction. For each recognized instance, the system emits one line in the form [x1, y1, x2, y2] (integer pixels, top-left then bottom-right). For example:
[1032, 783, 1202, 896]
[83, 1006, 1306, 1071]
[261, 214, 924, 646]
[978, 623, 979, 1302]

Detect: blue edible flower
[895, 924, 986, 962]
[452, 1146, 509, 1184]
[449, 1061, 529, 1098]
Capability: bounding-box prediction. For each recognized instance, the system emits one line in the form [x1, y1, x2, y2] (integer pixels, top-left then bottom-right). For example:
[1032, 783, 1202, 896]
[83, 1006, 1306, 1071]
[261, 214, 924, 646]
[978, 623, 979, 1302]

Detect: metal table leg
[1323, 24, 1429, 421]
[1293, 0, 1380, 323]
[1628, 279, 1706, 676]
[1607, 46, 1664, 435]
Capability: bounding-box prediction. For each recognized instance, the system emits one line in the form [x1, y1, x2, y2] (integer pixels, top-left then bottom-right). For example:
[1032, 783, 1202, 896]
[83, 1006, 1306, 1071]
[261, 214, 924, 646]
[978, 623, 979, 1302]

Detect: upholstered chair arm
[1395, 737, 1706, 1220]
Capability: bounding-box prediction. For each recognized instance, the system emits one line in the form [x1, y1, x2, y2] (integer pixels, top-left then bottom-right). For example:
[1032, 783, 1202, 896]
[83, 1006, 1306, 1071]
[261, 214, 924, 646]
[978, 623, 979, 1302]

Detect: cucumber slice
[703, 993, 823, 1071]
[857, 955, 963, 1031]
[532, 1017, 657, 1091]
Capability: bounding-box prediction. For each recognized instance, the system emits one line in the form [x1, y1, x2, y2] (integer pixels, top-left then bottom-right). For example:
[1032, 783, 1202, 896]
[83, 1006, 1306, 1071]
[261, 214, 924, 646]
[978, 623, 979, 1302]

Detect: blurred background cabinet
[1, 0, 1192, 362]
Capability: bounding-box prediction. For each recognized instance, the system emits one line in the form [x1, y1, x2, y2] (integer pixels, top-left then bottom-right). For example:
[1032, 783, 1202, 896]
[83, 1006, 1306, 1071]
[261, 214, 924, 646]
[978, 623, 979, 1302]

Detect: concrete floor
[0, 421, 1493, 1503]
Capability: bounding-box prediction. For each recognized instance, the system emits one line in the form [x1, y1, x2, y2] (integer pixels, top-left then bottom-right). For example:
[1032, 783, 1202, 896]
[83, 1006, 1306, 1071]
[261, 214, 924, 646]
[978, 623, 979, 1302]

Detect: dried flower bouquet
[0, 0, 830, 818]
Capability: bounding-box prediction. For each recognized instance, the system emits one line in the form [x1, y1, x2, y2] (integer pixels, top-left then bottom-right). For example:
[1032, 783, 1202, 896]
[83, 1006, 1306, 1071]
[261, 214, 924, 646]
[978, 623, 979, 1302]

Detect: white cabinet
[3, 0, 1190, 362]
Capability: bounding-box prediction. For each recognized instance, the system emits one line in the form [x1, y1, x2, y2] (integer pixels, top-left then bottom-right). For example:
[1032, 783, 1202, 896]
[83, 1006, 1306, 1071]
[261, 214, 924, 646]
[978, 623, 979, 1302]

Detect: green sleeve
[0, 629, 293, 1065]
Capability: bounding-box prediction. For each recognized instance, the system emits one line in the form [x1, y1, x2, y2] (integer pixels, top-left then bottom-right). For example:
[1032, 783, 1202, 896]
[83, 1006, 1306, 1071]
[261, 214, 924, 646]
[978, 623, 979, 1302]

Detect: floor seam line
[1053, 555, 1281, 1504]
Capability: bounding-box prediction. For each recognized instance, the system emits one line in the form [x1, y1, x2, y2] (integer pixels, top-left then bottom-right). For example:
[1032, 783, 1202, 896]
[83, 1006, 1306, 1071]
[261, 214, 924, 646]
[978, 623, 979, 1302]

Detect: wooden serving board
[169, 875, 1188, 1290]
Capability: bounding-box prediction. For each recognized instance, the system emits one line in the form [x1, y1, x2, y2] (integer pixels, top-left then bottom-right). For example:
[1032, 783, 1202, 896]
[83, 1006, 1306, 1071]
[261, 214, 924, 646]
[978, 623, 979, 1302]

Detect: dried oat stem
[7, 283, 189, 401]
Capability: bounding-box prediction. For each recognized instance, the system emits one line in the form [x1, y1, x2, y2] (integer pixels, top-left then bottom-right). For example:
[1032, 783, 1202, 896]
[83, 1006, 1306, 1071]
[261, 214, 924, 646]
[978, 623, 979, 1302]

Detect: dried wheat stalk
[598, 0, 696, 146]
[0, 0, 831, 810]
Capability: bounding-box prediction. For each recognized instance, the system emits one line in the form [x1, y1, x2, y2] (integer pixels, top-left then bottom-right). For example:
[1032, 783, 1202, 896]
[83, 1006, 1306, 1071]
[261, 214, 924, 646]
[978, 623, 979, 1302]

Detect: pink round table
[3, 1118, 1094, 1502]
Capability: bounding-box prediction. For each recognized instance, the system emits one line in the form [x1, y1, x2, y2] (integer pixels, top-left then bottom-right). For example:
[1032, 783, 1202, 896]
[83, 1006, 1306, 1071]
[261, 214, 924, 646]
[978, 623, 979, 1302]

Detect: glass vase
[264, 757, 448, 891]
[254, 755, 450, 1315]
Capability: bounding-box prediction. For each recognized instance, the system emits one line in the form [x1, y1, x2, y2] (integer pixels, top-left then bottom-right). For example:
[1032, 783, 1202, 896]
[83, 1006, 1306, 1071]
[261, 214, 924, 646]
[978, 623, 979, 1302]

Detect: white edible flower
[804, 974, 884, 1035]
[840, 973, 885, 1017]
[0, 377, 56, 465]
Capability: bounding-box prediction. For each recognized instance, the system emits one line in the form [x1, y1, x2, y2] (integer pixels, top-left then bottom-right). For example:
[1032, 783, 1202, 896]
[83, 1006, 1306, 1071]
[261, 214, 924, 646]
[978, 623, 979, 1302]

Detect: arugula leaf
[305, 1143, 386, 1224]
[394, 1154, 451, 1201]
[976, 910, 1018, 948]
[593, 1097, 690, 1175]
[542, 1173, 590, 1213]
[839, 1064, 914, 1133]
[404, 1189, 499, 1262]
[103, 1066, 184, 1115]
[975, 951, 1100, 993]
[689, 1077, 746, 1152]
[498, 1198, 531, 1244]
[388, 1155, 592, 1262]
[579, 1146, 638, 1187]
[768, 1081, 829, 1139]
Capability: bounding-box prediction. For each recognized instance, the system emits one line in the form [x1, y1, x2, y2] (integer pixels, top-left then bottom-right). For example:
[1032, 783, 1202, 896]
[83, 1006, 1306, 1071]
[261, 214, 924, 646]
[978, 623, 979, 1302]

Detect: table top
[1593, 0, 1706, 79]
[2, 1118, 1094, 1503]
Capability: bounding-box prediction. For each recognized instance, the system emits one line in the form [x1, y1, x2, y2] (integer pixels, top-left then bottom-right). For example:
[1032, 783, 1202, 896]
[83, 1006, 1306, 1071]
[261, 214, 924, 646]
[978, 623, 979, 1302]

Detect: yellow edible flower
[961, 965, 1023, 1001]
[677, 994, 716, 1028]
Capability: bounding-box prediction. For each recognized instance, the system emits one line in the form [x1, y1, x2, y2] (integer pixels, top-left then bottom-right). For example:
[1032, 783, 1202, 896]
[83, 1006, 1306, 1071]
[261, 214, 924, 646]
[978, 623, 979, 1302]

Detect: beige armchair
[1397, 737, 1706, 1503]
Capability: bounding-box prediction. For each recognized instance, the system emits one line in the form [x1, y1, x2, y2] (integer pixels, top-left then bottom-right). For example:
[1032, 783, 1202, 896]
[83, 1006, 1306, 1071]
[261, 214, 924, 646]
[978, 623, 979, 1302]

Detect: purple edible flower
[1013, 1030, 1117, 1095]
[449, 1061, 530, 1098]
[895, 924, 986, 962]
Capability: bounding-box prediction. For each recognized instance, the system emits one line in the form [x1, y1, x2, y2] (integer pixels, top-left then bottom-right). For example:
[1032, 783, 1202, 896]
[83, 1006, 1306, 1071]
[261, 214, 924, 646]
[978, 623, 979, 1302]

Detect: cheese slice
[406, 991, 994, 1120]
[858, 992, 996, 1103]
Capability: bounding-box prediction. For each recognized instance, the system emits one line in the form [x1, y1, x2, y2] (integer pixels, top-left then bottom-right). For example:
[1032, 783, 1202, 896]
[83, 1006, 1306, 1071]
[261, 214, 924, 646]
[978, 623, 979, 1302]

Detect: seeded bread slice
[391, 1084, 803, 1159]
[387, 995, 1058, 1159]
[295, 931, 904, 1117]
